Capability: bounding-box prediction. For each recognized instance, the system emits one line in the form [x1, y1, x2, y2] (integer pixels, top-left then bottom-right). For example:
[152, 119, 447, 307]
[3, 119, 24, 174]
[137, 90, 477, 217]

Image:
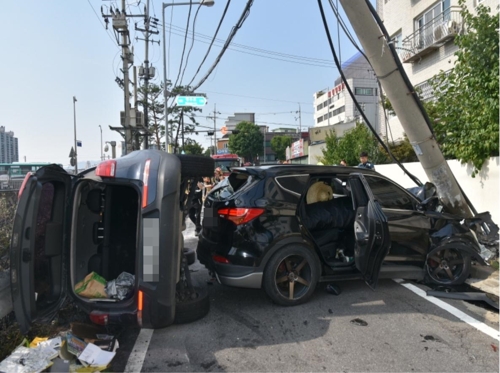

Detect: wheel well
[258, 235, 318, 272]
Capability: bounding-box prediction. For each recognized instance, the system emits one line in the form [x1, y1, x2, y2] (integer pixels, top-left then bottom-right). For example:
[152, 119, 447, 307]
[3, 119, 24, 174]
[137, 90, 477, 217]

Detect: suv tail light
[18, 172, 32, 200]
[96, 160, 117, 177]
[218, 207, 265, 225]
[89, 311, 109, 326]
[142, 159, 151, 209]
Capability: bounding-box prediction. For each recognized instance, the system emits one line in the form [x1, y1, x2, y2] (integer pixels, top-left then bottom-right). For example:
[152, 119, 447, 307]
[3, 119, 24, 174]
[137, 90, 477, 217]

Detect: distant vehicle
[0, 162, 57, 190]
[211, 154, 241, 176]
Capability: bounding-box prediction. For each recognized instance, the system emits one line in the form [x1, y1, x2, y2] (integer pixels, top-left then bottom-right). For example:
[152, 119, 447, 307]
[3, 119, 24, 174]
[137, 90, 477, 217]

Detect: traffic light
[207, 131, 214, 136]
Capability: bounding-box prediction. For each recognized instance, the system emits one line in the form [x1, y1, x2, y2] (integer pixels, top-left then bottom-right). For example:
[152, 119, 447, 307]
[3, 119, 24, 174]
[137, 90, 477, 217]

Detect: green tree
[182, 139, 204, 155]
[271, 135, 293, 161]
[320, 123, 384, 166]
[429, 0, 499, 175]
[228, 121, 264, 163]
[380, 134, 418, 163]
[204, 146, 215, 157]
[137, 83, 165, 150]
[165, 84, 202, 152]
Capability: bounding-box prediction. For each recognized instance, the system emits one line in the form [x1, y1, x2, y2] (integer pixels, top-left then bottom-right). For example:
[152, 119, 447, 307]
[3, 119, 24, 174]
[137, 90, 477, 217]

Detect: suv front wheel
[263, 245, 320, 306]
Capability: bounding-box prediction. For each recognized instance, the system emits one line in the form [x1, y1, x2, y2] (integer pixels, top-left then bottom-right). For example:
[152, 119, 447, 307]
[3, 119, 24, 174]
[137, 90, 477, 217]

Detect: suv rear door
[11, 165, 73, 333]
[349, 173, 390, 288]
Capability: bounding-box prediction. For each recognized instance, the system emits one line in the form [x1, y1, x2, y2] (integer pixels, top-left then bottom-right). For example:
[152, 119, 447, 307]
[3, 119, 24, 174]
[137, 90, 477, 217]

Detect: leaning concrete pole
[339, 0, 472, 217]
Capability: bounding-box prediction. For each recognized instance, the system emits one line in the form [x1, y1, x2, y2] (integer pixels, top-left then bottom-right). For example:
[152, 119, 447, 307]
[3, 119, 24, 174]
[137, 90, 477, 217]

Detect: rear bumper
[197, 234, 263, 289]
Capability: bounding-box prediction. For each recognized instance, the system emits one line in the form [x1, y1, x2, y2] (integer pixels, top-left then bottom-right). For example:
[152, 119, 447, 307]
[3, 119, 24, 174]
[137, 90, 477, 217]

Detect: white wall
[376, 157, 500, 224]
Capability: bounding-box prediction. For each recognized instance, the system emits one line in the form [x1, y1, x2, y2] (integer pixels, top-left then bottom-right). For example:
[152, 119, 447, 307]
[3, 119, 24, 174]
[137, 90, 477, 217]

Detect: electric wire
[163, 20, 374, 68]
[191, 0, 255, 91]
[86, 0, 119, 46]
[317, 0, 422, 186]
[187, 0, 232, 87]
[172, 0, 194, 92]
[180, 3, 203, 86]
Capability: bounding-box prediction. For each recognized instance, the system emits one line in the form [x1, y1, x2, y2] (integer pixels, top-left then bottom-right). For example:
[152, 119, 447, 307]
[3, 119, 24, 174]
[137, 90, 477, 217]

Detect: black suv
[197, 165, 487, 306]
[11, 150, 214, 333]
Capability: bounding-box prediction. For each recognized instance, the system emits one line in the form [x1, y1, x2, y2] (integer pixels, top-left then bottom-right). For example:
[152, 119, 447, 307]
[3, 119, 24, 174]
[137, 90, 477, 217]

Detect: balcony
[401, 7, 463, 63]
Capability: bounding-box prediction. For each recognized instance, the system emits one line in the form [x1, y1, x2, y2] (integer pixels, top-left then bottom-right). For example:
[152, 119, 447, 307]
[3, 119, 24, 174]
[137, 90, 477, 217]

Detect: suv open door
[349, 173, 390, 289]
[11, 165, 73, 333]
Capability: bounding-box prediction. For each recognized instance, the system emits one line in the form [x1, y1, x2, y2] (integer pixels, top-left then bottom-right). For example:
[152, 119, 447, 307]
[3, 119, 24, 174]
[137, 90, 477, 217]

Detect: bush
[0, 191, 17, 270]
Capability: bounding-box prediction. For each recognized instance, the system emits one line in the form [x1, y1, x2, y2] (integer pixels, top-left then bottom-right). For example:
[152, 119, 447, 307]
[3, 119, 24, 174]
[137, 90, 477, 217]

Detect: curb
[470, 263, 499, 280]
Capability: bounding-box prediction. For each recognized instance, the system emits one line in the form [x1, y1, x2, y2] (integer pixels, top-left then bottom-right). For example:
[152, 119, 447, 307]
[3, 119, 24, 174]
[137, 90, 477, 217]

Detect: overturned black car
[197, 165, 493, 306]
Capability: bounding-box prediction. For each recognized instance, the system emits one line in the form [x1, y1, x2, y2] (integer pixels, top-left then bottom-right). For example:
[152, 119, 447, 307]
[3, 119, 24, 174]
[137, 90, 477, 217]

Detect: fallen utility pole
[339, 0, 472, 217]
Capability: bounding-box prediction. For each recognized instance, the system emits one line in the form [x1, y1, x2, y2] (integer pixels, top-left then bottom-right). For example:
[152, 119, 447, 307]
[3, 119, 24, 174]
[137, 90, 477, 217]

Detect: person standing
[213, 167, 225, 185]
[188, 178, 203, 236]
[340, 159, 347, 166]
[357, 151, 375, 170]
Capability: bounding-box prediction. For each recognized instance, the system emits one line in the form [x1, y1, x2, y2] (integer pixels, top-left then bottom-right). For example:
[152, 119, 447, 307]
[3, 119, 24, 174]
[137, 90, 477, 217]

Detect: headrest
[306, 181, 333, 204]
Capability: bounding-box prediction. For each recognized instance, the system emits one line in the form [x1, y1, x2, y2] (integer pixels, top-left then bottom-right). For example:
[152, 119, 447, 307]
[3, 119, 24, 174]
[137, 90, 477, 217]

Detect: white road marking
[394, 279, 500, 341]
[124, 328, 154, 372]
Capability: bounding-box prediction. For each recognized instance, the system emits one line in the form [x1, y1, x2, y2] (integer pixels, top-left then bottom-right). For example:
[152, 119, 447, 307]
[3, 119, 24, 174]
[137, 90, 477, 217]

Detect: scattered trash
[74, 272, 108, 299]
[29, 336, 48, 348]
[78, 342, 116, 369]
[423, 335, 435, 341]
[350, 318, 368, 326]
[0, 322, 120, 372]
[326, 283, 342, 295]
[106, 272, 135, 300]
[492, 344, 498, 352]
[66, 333, 87, 356]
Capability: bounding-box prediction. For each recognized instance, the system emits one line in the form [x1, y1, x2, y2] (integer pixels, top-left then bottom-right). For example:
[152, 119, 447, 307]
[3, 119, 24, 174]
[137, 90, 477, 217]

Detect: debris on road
[350, 318, 368, 326]
[0, 322, 120, 372]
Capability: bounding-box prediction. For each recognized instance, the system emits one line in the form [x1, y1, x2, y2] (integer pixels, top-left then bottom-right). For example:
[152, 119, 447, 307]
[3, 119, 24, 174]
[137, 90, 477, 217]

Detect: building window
[415, 0, 451, 42]
[317, 116, 322, 124]
[355, 87, 373, 96]
[316, 104, 322, 111]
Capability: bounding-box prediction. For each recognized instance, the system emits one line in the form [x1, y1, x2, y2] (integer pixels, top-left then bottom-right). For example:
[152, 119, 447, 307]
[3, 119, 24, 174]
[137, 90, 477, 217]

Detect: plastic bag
[106, 272, 135, 300]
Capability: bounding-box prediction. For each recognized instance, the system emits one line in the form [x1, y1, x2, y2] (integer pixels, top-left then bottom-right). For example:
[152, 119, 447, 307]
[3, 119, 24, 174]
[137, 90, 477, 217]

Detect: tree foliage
[320, 123, 384, 166]
[380, 134, 418, 163]
[182, 139, 204, 155]
[228, 121, 263, 162]
[428, 1, 499, 175]
[271, 135, 293, 161]
[137, 83, 165, 150]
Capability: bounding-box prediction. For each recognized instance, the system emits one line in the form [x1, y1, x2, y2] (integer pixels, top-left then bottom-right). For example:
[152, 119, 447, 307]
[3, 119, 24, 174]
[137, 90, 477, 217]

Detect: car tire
[263, 245, 321, 307]
[174, 286, 210, 324]
[183, 248, 196, 266]
[426, 248, 471, 286]
[176, 155, 214, 178]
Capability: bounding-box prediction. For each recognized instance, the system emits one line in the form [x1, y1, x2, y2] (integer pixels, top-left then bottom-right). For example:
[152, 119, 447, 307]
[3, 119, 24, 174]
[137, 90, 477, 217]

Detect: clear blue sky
[1, 0, 370, 166]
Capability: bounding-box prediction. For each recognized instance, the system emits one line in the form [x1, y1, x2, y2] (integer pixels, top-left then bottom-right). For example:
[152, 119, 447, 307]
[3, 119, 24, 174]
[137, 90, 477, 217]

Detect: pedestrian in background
[340, 159, 347, 166]
[357, 151, 375, 170]
[213, 167, 225, 185]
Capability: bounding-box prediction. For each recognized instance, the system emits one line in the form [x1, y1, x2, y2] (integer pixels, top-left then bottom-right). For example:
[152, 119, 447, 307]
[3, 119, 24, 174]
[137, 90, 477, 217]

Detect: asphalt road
[118, 220, 500, 373]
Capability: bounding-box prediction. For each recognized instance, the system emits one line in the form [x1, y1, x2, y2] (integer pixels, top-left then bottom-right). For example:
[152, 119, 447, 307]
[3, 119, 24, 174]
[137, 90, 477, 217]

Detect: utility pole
[207, 104, 220, 155]
[136, 0, 159, 150]
[73, 96, 78, 174]
[101, 1, 134, 155]
[339, 0, 471, 217]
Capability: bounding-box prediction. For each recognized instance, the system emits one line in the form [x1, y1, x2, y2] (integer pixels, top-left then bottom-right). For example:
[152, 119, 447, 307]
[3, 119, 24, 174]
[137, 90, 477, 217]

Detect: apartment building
[310, 52, 381, 164]
[377, 0, 497, 140]
[0, 126, 19, 163]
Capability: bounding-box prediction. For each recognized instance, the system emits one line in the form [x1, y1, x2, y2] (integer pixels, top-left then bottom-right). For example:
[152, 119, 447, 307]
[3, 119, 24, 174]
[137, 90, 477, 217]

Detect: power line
[172, 0, 194, 91]
[180, 3, 203, 85]
[192, 0, 254, 91]
[202, 89, 311, 105]
[187, 0, 232, 87]
[85, 0, 119, 45]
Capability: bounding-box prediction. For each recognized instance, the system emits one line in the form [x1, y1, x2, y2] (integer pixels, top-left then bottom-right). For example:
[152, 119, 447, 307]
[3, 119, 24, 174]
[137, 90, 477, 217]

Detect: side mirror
[417, 195, 440, 212]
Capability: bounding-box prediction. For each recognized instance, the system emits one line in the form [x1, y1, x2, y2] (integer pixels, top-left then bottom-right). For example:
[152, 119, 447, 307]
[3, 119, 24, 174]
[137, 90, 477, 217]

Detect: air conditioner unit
[447, 20, 460, 34]
[434, 26, 443, 41]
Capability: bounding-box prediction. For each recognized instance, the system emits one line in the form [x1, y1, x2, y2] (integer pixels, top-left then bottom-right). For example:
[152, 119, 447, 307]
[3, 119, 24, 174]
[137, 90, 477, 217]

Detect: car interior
[71, 179, 139, 302]
[299, 176, 356, 267]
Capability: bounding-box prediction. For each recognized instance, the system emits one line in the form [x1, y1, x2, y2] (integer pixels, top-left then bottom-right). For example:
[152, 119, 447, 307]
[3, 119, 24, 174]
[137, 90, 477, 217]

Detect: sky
[1, 0, 369, 167]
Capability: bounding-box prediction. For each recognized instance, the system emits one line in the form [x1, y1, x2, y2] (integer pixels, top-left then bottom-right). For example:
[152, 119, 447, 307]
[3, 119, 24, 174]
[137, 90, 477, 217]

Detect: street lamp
[98, 125, 103, 161]
[73, 96, 78, 174]
[162, 0, 215, 153]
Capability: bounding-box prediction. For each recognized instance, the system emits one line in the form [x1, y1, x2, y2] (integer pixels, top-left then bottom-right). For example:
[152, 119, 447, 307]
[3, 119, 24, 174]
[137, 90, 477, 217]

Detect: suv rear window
[210, 172, 251, 200]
